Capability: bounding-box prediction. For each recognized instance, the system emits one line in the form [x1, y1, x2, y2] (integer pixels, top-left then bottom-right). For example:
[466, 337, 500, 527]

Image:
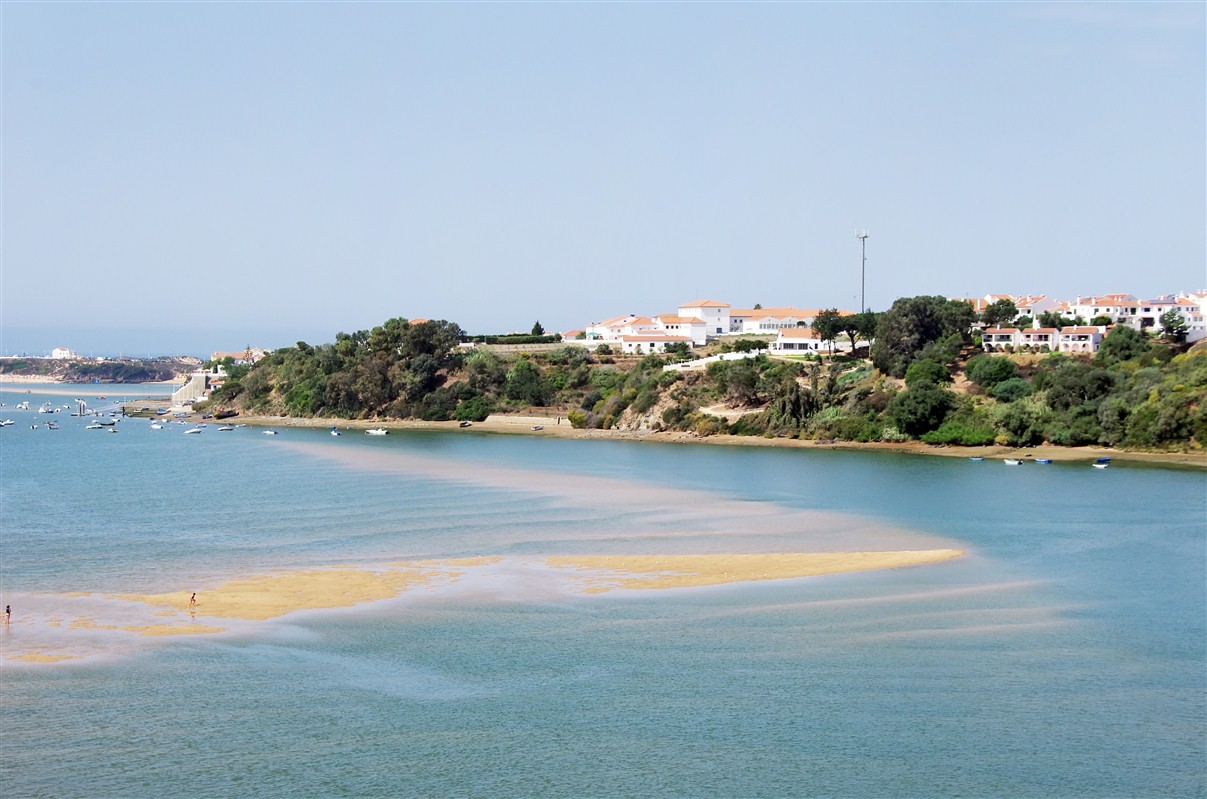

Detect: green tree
[504, 357, 552, 406]
[981, 299, 1019, 328]
[1159, 309, 1189, 343]
[872, 296, 976, 378]
[888, 385, 954, 436]
[966, 354, 1019, 389]
[992, 377, 1033, 403]
[531, 320, 545, 336]
[811, 309, 844, 354]
[904, 359, 950, 387]
[1096, 325, 1148, 364]
[1090, 315, 1114, 327]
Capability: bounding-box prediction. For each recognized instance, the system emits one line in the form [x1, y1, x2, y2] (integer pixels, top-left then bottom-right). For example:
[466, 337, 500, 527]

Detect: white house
[1067, 294, 1139, 325]
[1057, 326, 1107, 354]
[678, 300, 730, 337]
[618, 334, 692, 355]
[770, 327, 858, 354]
[1017, 327, 1060, 350]
[50, 347, 76, 360]
[654, 314, 708, 346]
[981, 327, 1020, 351]
[1013, 295, 1060, 323]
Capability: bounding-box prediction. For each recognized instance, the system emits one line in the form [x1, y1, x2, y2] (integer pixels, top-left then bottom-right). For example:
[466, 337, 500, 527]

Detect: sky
[2, 2, 1204, 357]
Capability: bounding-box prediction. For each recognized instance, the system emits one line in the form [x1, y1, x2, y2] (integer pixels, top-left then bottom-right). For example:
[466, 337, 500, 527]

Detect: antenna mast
[856, 229, 870, 312]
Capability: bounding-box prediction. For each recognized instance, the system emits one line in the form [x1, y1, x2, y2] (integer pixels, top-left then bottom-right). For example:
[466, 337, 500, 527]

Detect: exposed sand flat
[67, 618, 227, 636]
[12, 652, 80, 663]
[118, 562, 465, 621]
[546, 550, 966, 592]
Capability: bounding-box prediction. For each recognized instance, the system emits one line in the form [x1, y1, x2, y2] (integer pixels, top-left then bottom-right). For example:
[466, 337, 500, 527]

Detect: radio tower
[856, 229, 870, 312]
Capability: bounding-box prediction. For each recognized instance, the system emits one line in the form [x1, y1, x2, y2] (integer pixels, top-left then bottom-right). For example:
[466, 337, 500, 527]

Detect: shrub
[904, 359, 950, 387]
[992, 377, 1033, 403]
[966, 355, 1020, 389]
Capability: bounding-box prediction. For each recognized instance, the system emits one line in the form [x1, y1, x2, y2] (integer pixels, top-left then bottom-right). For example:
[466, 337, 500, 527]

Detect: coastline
[207, 410, 1207, 469]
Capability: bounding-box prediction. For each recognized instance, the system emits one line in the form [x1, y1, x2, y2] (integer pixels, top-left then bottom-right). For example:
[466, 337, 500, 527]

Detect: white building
[678, 300, 730, 337]
[50, 347, 76, 360]
[770, 327, 858, 354]
[618, 334, 692, 355]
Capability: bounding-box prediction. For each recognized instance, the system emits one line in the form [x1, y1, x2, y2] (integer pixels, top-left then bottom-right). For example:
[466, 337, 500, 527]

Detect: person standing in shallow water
[5, 605, 10, 623]
[189, 593, 196, 608]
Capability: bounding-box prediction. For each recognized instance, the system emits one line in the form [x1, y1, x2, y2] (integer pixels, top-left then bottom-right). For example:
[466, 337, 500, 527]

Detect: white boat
[85, 423, 104, 429]
[1004, 459, 1023, 465]
[1093, 462, 1109, 469]
[365, 428, 388, 436]
[150, 423, 164, 429]
[330, 429, 342, 436]
[185, 427, 203, 435]
[262, 430, 279, 436]
[218, 426, 235, 432]
[0, 420, 15, 427]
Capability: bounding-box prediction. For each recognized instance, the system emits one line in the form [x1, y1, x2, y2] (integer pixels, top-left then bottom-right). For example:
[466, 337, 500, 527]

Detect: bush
[921, 419, 997, 446]
[992, 377, 1033, 403]
[454, 395, 492, 422]
[888, 385, 955, 436]
[966, 355, 1019, 389]
[904, 359, 950, 387]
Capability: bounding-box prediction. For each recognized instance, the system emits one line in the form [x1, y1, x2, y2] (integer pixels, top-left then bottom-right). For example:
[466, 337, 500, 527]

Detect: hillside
[199, 315, 1205, 454]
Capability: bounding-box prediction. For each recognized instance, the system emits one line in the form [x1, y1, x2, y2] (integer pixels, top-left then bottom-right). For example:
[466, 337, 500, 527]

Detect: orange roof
[657, 315, 704, 324]
[620, 334, 692, 342]
[680, 300, 731, 308]
[1021, 328, 1059, 334]
[1060, 326, 1103, 334]
[778, 328, 822, 339]
[984, 327, 1020, 334]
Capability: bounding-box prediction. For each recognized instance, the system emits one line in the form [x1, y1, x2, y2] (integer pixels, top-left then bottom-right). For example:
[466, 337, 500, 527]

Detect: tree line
[200, 298, 1205, 451]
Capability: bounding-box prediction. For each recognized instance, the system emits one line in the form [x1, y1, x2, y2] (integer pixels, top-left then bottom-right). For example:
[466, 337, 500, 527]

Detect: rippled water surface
[1, 385, 1203, 798]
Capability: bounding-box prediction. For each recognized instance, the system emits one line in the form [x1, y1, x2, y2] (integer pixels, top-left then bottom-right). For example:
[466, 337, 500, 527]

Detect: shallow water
[1, 385, 1203, 797]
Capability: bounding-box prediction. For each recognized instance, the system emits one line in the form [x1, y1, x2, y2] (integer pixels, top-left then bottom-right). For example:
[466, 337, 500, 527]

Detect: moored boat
[1004, 459, 1022, 465]
[365, 428, 388, 435]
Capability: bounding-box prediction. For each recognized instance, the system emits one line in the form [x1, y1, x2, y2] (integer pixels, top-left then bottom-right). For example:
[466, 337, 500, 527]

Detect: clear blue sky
[3, 2, 1203, 357]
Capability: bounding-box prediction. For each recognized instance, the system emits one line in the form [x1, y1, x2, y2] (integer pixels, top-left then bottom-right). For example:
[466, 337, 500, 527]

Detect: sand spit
[548, 550, 965, 592]
[119, 562, 463, 622]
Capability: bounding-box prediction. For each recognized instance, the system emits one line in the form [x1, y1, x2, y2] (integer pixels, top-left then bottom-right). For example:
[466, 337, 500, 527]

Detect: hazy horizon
[4, 3, 1204, 357]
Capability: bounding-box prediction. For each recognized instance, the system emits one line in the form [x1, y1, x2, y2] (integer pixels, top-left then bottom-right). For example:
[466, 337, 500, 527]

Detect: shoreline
[204, 410, 1206, 469]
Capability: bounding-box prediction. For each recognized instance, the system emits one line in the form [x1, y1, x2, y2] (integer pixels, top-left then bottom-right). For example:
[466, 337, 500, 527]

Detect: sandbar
[546, 550, 965, 592]
[118, 562, 461, 621]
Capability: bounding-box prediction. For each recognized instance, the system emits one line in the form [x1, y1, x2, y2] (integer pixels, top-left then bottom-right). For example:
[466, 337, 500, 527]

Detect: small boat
[85, 423, 103, 429]
[97, 419, 116, 427]
[1004, 459, 1022, 466]
[532, 425, 544, 431]
[365, 428, 388, 436]
[185, 427, 203, 435]
[1035, 458, 1053, 464]
[218, 426, 235, 432]
[1094, 457, 1112, 464]
[0, 420, 15, 427]
[1093, 462, 1109, 469]
[459, 421, 472, 428]
[330, 429, 341, 436]
[106, 428, 118, 433]
[150, 423, 164, 430]
[968, 457, 984, 462]
[262, 430, 279, 436]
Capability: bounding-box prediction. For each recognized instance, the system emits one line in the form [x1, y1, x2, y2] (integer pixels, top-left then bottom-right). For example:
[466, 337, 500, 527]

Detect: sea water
[1, 384, 1203, 798]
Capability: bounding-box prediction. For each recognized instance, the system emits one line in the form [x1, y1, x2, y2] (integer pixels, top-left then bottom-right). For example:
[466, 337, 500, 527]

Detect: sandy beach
[216, 410, 1207, 468]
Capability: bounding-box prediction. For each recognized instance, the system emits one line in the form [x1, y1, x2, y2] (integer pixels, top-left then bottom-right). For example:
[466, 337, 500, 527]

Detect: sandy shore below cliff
[214, 411, 1206, 468]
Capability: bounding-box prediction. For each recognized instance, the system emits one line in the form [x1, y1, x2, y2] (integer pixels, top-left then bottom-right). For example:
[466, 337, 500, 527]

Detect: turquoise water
[1, 384, 1204, 798]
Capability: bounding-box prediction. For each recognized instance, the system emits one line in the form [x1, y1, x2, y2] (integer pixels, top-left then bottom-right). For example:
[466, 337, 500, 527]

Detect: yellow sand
[12, 652, 80, 663]
[546, 550, 964, 593]
[118, 562, 461, 621]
